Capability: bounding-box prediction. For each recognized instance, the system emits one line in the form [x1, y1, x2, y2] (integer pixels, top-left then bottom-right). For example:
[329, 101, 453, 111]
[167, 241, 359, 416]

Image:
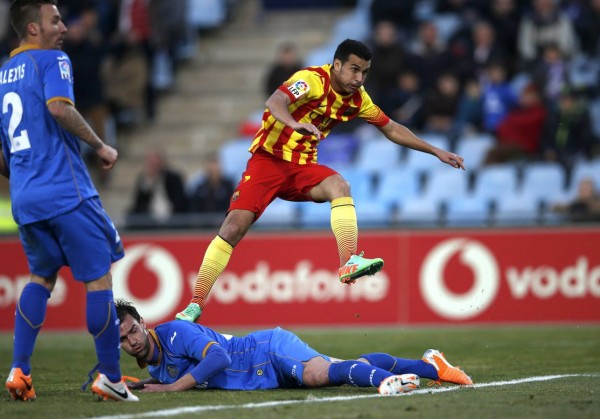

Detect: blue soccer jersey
[145, 321, 327, 390]
[0, 45, 98, 225]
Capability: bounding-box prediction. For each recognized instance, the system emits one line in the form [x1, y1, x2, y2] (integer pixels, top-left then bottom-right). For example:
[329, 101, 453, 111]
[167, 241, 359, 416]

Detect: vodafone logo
[420, 238, 499, 320]
[112, 244, 183, 324]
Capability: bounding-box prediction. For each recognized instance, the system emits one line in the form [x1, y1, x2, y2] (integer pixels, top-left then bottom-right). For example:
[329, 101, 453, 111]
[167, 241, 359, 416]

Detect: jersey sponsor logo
[58, 60, 71, 81]
[288, 80, 309, 98]
[167, 364, 179, 378]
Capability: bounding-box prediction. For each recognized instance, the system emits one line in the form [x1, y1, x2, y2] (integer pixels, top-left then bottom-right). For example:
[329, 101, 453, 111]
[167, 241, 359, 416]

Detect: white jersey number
[2, 92, 31, 153]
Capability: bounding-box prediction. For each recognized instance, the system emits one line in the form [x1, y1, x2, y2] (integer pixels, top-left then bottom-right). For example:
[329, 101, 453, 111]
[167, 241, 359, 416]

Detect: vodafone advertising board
[0, 227, 599, 330]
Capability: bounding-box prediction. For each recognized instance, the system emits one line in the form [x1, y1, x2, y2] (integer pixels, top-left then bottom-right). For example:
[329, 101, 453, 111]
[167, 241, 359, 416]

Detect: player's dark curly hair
[115, 298, 142, 323]
[334, 39, 372, 63]
[10, 0, 58, 40]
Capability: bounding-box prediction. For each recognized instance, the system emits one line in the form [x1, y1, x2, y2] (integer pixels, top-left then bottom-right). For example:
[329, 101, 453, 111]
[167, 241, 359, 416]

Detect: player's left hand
[96, 144, 118, 170]
[139, 383, 175, 393]
[437, 150, 465, 170]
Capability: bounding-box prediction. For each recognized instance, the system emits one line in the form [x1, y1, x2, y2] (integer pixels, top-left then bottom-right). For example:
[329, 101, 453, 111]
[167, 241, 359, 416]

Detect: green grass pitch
[1, 325, 599, 418]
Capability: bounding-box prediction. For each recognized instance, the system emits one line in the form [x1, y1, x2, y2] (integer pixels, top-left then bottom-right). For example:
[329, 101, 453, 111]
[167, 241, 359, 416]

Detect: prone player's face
[119, 314, 151, 360]
[36, 4, 67, 50]
[331, 54, 370, 95]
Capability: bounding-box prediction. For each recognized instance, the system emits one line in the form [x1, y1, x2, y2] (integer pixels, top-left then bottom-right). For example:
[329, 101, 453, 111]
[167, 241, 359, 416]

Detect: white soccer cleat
[378, 374, 420, 396]
[91, 373, 139, 402]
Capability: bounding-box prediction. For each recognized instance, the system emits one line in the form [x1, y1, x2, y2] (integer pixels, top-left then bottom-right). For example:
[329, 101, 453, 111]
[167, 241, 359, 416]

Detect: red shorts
[228, 148, 338, 219]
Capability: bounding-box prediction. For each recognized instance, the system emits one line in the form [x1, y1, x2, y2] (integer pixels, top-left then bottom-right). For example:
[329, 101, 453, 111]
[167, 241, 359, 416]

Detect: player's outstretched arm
[378, 121, 465, 170]
[47, 100, 118, 169]
[140, 373, 197, 393]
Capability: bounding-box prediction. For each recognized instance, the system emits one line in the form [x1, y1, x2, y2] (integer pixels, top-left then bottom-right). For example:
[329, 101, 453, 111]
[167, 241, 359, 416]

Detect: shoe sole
[341, 260, 384, 284]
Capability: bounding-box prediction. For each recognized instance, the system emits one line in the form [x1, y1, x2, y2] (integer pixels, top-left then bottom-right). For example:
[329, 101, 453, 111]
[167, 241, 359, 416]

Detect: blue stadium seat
[520, 162, 567, 204]
[472, 164, 519, 202]
[373, 168, 421, 211]
[298, 201, 331, 228]
[218, 138, 252, 182]
[318, 133, 359, 167]
[254, 199, 299, 229]
[422, 167, 469, 201]
[493, 192, 540, 225]
[445, 194, 492, 227]
[354, 140, 402, 174]
[455, 134, 495, 170]
[398, 195, 442, 224]
[337, 167, 374, 205]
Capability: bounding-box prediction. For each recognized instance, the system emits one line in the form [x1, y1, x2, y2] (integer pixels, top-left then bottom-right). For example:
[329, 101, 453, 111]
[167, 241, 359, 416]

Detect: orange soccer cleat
[6, 367, 36, 401]
[422, 349, 473, 385]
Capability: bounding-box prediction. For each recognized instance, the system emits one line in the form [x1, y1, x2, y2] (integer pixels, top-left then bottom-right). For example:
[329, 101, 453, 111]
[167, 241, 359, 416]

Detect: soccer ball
[378, 374, 420, 396]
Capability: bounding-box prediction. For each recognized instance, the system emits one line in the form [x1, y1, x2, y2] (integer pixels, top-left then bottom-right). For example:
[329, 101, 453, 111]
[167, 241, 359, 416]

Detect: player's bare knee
[219, 210, 254, 245]
[302, 357, 331, 387]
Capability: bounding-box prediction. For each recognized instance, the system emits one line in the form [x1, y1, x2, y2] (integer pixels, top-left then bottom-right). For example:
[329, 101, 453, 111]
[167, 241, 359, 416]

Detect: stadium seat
[337, 167, 374, 206]
[218, 138, 252, 182]
[445, 194, 492, 227]
[454, 134, 495, 170]
[421, 167, 469, 201]
[398, 195, 442, 224]
[298, 201, 331, 228]
[317, 133, 359, 168]
[472, 164, 519, 202]
[373, 168, 422, 211]
[493, 192, 540, 225]
[568, 159, 600, 198]
[354, 139, 402, 174]
[520, 162, 567, 204]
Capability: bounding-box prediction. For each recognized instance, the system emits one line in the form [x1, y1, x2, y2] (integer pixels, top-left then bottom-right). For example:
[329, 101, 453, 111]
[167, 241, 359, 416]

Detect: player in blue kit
[116, 300, 473, 396]
[1, 0, 136, 402]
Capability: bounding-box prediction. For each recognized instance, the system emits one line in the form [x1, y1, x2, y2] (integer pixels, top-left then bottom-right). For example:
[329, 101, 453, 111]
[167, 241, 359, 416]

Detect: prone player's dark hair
[115, 298, 142, 323]
[333, 39, 372, 63]
[10, 0, 58, 40]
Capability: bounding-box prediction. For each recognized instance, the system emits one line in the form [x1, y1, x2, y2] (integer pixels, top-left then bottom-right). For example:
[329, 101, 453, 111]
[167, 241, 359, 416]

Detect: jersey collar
[137, 329, 163, 369]
[9, 44, 43, 58]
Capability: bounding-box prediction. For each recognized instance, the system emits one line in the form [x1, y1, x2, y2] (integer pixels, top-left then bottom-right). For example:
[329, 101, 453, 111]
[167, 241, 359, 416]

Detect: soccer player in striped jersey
[177, 39, 465, 322]
[118, 300, 473, 395]
[2, 0, 136, 402]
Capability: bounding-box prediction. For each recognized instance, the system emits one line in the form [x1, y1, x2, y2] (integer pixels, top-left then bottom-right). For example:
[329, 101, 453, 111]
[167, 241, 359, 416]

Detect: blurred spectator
[482, 0, 522, 60]
[102, 36, 149, 129]
[128, 149, 188, 222]
[531, 42, 568, 101]
[264, 42, 303, 98]
[188, 154, 235, 214]
[552, 177, 600, 222]
[365, 20, 409, 104]
[379, 70, 425, 130]
[480, 61, 517, 134]
[542, 88, 597, 166]
[422, 72, 461, 136]
[452, 78, 484, 137]
[407, 20, 455, 92]
[572, 0, 600, 56]
[369, 0, 417, 39]
[485, 83, 547, 164]
[517, 0, 579, 66]
[0, 177, 18, 234]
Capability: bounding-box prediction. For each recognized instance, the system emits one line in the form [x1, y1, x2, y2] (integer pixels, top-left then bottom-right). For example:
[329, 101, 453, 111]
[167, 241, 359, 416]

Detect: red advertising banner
[1, 227, 599, 330]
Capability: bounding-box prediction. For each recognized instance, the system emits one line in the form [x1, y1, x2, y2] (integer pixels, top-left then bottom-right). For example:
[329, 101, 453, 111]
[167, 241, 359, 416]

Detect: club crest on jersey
[231, 191, 240, 202]
[167, 364, 179, 378]
[58, 60, 71, 82]
[288, 80, 309, 98]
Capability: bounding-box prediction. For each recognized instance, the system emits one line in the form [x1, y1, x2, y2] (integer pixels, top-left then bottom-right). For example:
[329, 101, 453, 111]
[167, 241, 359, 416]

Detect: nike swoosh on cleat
[104, 383, 128, 399]
[20, 377, 32, 391]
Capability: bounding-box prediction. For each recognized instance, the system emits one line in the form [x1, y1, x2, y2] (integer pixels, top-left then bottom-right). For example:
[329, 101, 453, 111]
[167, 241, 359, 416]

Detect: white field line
[91, 374, 598, 419]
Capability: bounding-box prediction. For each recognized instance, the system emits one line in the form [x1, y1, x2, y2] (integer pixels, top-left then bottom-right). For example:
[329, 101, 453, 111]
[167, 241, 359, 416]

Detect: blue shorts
[18, 197, 124, 281]
[269, 327, 330, 388]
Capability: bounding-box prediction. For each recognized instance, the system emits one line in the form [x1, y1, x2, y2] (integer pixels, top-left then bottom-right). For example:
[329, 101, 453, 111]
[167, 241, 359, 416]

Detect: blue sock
[360, 352, 439, 380]
[12, 282, 50, 375]
[87, 290, 121, 383]
[327, 360, 393, 387]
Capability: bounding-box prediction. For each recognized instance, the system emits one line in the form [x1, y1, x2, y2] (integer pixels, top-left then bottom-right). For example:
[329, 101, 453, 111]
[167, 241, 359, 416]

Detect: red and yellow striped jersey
[249, 64, 390, 164]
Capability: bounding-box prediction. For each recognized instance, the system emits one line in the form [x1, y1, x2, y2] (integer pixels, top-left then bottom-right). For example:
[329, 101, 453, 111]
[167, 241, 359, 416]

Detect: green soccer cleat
[338, 251, 384, 284]
[175, 303, 202, 322]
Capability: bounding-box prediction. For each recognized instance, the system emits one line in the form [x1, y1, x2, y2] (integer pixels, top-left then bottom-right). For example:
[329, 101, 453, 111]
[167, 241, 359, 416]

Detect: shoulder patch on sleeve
[287, 79, 310, 99]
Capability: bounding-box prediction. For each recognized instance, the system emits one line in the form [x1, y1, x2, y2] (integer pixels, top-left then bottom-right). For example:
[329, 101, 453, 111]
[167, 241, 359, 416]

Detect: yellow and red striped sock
[191, 236, 233, 308]
[330, 197, 358, 267]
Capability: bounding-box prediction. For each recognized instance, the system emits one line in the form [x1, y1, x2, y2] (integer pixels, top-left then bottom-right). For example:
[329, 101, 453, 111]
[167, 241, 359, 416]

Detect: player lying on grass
[115, 299, 472, 397]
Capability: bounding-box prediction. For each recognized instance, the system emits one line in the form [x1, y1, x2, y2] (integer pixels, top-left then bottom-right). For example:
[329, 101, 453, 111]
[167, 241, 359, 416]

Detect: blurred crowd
[361, 0, 600, 169]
